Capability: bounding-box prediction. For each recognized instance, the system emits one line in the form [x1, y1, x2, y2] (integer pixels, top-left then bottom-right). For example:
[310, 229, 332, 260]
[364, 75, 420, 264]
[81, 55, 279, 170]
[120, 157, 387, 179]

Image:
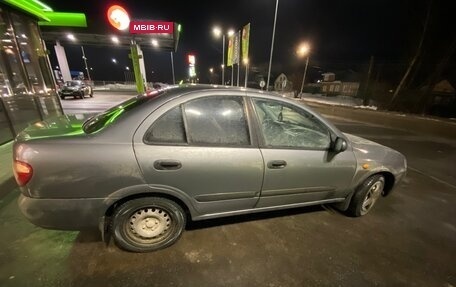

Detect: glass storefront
[0, 6, 62, 144]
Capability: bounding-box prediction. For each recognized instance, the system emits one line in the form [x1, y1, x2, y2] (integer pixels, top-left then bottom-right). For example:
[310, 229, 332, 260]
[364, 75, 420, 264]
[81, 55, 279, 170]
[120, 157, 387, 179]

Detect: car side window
[144, 106, 186, 144]
[183, 96, 250, 146]
[252, 99, 331, 149]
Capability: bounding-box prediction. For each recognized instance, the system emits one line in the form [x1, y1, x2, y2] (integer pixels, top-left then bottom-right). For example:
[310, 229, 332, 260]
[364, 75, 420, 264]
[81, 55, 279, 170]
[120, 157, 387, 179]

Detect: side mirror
[332, 137, 348, 153]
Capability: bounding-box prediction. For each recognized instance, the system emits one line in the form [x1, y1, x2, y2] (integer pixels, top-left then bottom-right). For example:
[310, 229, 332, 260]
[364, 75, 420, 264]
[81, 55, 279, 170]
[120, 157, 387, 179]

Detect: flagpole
[266, 0, 279, 91]
[237, 31, 241, 87]
[222, 35, 225, 85]
[241, 23, 251, 89]
[237, 64, 240, 87]
[244, 62, 248, 88]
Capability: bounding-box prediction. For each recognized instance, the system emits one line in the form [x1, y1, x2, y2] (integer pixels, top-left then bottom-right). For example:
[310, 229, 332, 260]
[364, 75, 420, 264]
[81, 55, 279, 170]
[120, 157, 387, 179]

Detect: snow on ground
[93, 83, 136, 91]
[299, 93, 378, 110]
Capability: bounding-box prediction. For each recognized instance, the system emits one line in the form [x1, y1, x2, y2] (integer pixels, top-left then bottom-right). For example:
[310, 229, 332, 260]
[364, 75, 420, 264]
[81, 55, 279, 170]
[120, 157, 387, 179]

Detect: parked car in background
[59, 80, 93, 99]
[13, 85, 406, 252]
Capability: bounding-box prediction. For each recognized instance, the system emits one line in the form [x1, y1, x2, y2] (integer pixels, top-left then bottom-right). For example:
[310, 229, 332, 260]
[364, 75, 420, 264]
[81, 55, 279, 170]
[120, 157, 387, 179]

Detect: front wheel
[111, 197, 186, 252]
[347, 175, 385, 217]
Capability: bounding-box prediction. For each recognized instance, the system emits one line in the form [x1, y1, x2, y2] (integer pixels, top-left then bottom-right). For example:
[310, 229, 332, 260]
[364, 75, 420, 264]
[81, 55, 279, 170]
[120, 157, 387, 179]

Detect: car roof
[157, 84, 282, 100]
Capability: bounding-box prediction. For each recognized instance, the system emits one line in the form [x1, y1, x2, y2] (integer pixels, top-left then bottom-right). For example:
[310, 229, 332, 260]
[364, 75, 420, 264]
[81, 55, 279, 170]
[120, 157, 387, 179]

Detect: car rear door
[249, 97, 356, 208]
[133, 92, 264, 217]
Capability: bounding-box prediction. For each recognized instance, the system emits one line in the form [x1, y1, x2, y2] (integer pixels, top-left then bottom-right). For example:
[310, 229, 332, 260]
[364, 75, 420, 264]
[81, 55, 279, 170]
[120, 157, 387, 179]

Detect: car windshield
[83, 91, 165, 134]
[65, 81, 81, 87]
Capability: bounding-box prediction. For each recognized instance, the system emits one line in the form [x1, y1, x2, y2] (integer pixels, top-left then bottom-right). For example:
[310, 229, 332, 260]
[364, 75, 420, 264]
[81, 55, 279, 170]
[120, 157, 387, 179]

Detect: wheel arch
[334, 170, 396, 212]
[378, 171, 395, 196]
[106, 192, 191, 218]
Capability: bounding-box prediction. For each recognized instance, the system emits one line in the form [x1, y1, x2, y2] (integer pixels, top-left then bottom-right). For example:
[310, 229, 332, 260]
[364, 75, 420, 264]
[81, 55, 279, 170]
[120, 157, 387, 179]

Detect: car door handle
[154, 160, 182, 170]
[267, 160, 287, 169]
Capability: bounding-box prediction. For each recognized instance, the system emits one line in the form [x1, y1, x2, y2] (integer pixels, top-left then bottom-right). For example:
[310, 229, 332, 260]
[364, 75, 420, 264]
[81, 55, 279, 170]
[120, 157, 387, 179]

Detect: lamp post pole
[81, 46, 91, 81]
[170, 52, 175, 85]
[266, 0, 279, 91]
[299, 56, 309, 97]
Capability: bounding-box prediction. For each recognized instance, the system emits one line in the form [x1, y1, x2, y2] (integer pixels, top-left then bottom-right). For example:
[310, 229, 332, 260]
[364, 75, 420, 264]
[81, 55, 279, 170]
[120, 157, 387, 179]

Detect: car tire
[346, 175, 385, 217]
[60, 96, 65, 100]
[111, 197, 186, 252]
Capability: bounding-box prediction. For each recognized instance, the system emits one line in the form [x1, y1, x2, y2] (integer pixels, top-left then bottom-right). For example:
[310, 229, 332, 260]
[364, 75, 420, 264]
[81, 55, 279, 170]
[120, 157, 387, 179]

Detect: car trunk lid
[15, 114, 88, 142]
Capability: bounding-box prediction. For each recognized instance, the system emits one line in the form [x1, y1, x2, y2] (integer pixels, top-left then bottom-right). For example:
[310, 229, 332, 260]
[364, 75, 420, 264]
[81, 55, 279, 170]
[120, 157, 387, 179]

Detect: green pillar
[129, 42, 145, 94]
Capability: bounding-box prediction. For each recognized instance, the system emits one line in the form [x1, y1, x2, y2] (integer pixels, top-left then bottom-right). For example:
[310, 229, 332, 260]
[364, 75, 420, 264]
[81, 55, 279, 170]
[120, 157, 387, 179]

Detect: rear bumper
[18, 194, 107, 230]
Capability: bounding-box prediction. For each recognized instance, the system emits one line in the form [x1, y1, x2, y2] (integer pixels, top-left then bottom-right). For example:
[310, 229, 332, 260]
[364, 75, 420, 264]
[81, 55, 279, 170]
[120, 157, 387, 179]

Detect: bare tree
[417, 36, 456, 114]
[389, 0, 433, 107]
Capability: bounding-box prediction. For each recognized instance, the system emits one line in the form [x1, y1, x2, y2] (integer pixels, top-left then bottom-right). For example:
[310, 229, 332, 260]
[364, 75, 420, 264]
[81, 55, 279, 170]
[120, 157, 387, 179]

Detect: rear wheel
[111, 197, 186, 252]
[347, 175, 385, 217]
[60, 95, 65, 100]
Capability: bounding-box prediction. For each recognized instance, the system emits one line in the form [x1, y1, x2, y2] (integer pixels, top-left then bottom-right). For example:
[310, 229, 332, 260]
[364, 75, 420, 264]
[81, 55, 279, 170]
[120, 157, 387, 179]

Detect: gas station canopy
[41, 28, 180, 52]
[4, 0, 180, 52]
[3, 0, 87, 27]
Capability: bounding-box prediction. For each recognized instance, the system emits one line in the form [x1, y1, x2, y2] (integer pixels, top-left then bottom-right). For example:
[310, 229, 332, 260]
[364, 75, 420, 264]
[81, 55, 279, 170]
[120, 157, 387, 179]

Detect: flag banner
[233, 31, 240, 65]
[242, 23, 250, 63]
[227, 36, 234, 67]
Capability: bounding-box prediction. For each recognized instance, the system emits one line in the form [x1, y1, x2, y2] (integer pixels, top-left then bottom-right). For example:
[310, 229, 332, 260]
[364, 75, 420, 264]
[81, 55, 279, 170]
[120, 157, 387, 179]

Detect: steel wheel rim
[360, 181, 383, 215]
[125, 207, 172, 244]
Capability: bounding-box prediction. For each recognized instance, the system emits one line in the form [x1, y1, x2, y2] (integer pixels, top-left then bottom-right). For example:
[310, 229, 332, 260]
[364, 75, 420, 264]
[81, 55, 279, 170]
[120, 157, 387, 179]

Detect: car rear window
[83, 91, 164, 134]
[65, 81, 81, 86]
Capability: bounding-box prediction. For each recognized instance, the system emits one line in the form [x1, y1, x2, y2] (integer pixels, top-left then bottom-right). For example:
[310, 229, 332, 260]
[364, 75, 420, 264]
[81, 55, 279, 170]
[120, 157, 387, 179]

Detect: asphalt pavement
[60, 91, 136, 115]
[0, 91, 454, 287]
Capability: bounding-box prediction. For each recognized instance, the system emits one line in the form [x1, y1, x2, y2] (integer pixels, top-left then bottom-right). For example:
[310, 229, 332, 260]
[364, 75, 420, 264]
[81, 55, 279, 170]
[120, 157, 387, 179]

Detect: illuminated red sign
[188, 54, 195, 65]
[107, 5, 130, 31]
[129, 21, 174, 34]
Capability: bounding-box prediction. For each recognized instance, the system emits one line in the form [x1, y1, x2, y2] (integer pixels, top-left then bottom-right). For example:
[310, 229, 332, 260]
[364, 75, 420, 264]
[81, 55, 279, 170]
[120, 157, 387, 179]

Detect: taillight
[13, 160, 33, 186]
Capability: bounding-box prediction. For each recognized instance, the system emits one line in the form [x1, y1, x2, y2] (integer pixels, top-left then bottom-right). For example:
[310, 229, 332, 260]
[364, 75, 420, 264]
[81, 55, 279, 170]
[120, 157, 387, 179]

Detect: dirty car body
[13, 85, 407, 252]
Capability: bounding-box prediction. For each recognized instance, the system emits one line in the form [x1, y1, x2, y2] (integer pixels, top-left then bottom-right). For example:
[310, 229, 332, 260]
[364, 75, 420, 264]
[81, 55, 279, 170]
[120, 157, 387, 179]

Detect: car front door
[133, 94, 264, 217]
[250, 97, 356, 208]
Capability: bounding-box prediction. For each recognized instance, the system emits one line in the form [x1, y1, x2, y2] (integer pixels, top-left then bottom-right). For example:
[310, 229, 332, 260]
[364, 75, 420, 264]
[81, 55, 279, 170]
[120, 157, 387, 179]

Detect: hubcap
[361, 181, 383, 215]
[128, 208, 171, 240]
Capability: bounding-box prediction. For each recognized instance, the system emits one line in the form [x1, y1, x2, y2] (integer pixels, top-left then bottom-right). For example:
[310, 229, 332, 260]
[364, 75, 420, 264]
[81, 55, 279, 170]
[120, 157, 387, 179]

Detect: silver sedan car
[13, 85, 407, 252]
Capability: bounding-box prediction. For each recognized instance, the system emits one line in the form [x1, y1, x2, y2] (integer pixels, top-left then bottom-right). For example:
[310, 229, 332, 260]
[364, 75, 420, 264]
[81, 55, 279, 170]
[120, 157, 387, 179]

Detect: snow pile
[353, 105, 378, 110]
[300, 93, 378, 110]
[93, 83, 136, 91]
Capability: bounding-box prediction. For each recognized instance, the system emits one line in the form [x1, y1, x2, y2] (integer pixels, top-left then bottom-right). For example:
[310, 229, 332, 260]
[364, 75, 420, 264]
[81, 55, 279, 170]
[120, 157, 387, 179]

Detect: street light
[297, 42, 310, 97]
[212, 27, 222, 37]
[209, 68, 214, 73]
[212, 26, 234, 85]
[111, 36, 119, 44]
[126, 66, 130, 71]
[67, 33, 76, 41]
[112, 58, 117, 64]
[151, 39, 158, 47]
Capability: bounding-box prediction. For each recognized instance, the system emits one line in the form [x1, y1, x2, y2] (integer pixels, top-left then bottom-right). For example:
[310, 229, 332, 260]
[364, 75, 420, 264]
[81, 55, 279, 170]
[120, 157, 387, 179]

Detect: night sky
[41, 0, 452, 85]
